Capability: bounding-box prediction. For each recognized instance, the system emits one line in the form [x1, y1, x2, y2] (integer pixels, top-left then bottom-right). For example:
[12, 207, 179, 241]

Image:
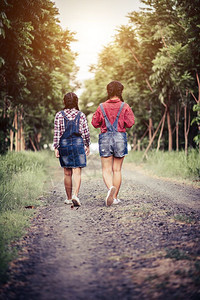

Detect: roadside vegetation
[0, 150, 56, 283]
[125, 149, 200, 183]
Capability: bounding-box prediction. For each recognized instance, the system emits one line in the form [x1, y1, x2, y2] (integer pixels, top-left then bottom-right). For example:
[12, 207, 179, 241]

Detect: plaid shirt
[53, 108, 90, 149]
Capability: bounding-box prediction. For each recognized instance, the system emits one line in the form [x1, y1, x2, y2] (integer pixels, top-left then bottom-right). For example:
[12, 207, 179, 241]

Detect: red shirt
[91, 98, 135, 133]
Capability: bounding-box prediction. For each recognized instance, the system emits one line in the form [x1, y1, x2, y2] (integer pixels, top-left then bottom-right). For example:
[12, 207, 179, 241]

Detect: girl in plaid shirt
[53, 92, 90, 207]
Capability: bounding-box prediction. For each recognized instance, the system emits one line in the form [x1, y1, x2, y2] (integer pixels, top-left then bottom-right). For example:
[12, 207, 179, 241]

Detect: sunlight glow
[54, 0, 141, 92]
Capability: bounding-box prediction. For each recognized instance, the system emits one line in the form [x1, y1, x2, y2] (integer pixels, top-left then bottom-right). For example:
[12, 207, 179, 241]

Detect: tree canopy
[0, 0, 77, 153]
[80, 0, 200, 152]
[1, 0, 200, 153]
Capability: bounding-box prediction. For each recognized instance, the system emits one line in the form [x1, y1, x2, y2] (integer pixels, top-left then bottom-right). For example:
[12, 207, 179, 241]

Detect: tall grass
[126, 149, 200, 182]
[0, 150, 55, 283]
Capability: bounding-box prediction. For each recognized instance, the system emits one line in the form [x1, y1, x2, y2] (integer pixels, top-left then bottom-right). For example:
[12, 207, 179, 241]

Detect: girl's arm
[80, 113, 90, 153]
[91, 106, 102, 128]
[53, 113, 60, 157]
[55, 149, 60, 158]
[124, 104, 135, 128]
[85, 146, 90, 156]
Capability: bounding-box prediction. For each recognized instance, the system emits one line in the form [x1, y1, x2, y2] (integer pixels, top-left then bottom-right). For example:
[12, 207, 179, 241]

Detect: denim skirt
[59, 137, 86, 168]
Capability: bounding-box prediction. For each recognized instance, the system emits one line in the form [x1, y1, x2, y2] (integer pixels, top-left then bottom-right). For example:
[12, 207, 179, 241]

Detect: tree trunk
[149, 117, 153, 142]
[175, 102, 180, 152]
[156, 107, 167, 151]
[133, 128, 148, 151]
[13, 107, 25, 152]
[19, 110, 25, 151]
[184, 104, 191, 156]
[143, 112, 166, 160]
[133, 134, 137, 151]
[34, 132, 41, 150]
[22, 132, 26, 150]
[184, 105, 188, 155]
[141, 128, 149, 141]
[14, 110, 19, 152]
[29, 137, 37, 151]
[10, 119, 15, 152]
[3, 97, 10, 152]
[198, 113, 200, 153]
[189, 72, 200, 152]
[18, 112, 22, 152]
[10, 129, 14, 152]
[137, 139, 141, 151]
[167, 105, 172, 151]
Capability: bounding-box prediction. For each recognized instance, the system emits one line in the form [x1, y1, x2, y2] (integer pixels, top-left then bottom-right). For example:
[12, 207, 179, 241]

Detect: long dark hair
[63, 92, 79, 110]
[107, 81, 124, 102]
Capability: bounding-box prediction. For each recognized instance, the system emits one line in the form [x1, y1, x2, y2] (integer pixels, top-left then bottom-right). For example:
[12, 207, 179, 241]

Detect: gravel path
[1, 156, 200, 300]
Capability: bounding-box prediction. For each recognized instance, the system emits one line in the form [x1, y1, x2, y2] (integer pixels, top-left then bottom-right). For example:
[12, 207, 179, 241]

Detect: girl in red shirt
[92, 81, 135, 206]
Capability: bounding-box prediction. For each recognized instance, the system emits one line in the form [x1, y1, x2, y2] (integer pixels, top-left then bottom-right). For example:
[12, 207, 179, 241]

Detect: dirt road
[1, 156, 200, 300]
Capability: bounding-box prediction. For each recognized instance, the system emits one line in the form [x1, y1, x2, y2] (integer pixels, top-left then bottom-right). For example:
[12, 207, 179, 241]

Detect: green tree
[81, 0, 200, 152]
[0, 0, 77, 153]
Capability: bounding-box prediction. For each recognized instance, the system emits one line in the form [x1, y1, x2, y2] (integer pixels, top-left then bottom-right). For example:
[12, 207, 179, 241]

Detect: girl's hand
[55, 149, 60, 158]
[85, 146, 90, 156]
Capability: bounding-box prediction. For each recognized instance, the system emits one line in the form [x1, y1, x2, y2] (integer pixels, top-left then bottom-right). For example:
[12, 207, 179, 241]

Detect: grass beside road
[125, 149, 200, 184]
[0, 150, 56, 283]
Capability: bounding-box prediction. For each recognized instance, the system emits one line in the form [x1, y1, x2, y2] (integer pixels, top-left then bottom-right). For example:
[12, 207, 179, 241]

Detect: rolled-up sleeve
[91, 106, 102, 128]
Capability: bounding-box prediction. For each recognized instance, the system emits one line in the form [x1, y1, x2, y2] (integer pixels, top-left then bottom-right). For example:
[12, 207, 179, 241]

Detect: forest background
[0, 0, 200, 284]
[0, 0, 200, 154]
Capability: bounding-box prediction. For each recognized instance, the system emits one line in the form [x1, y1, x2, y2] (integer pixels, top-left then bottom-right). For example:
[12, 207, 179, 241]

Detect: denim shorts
[98, 132, 128, 157]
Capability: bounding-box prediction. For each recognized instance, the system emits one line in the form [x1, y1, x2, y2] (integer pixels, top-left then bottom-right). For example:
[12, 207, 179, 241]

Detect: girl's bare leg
[113, 156, 124, 199]
[64, 168, 72, 199]
[72, 167, 82, 196]
[101, 156, 113, 189]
